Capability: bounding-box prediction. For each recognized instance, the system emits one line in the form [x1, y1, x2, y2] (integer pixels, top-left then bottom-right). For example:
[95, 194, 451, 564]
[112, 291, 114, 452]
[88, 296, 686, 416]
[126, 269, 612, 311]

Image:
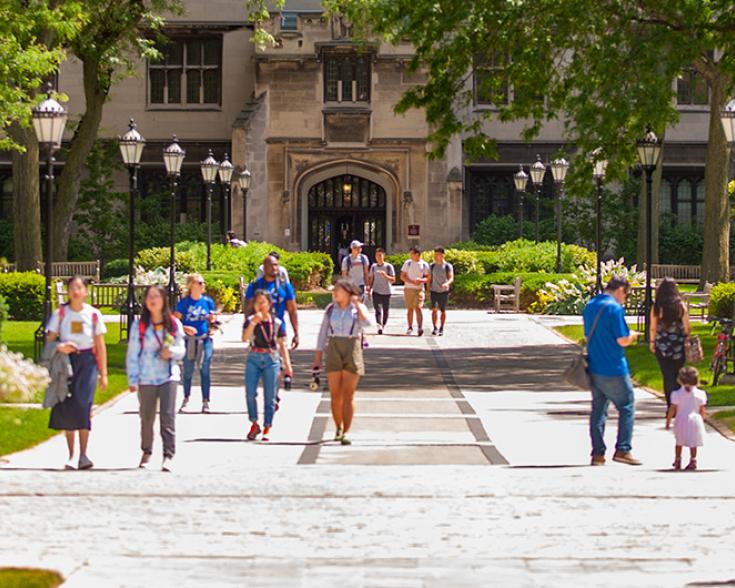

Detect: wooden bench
[650, 264, 735, 284]
[683, 283, 713, 320]
[491, 276, 522, 313]
[54, 281, 148, 309]
[8, 260, 101, 281]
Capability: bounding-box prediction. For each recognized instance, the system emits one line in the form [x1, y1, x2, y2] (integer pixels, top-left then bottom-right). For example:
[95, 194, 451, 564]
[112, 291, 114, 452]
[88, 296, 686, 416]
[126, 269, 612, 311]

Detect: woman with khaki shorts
[313, 279, 372, 445]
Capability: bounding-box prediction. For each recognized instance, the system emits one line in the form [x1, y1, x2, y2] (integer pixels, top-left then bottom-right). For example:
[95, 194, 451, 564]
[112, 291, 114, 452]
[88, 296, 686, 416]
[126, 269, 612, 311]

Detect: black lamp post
[200, 150, 219, 271]
[513, 165, 528, 239]
[118, 119, 145, 340]
[637, 126, 662, 343]
[32, 83, 68, 360]
[529, 155, 545, 243]
[238, 168, 252, 241]
[163, 136, 185, 307]
[550, 157, 569, 274]
[218, 153, 234, 238]
[591, 150, 608, 294]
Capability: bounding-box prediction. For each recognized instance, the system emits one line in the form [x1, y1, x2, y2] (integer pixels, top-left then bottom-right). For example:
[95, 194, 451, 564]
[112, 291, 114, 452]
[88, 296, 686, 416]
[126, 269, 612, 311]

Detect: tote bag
[563, 307, 604, 390]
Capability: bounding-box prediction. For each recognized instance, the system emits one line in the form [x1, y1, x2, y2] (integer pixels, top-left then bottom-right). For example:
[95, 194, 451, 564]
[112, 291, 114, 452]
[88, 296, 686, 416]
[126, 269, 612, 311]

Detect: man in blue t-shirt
[245, 255, 299, 349]
[583, 276, 641, 467]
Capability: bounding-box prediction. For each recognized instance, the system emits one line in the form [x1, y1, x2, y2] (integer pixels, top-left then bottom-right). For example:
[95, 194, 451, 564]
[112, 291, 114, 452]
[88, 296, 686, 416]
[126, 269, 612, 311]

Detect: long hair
[140, 285, 174, 332]
[653, 277, 683, 325]
[333, 277, 361, 298]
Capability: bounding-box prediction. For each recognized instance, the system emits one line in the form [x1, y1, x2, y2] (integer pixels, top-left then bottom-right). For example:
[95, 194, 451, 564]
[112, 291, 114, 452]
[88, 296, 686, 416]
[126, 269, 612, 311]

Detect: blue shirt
[246, 277, 295, 325]
[176, 295, 216, 337]
[583, 293, 630, 377]
[316, 303, 372, 351]
[126, 318, 186, 386]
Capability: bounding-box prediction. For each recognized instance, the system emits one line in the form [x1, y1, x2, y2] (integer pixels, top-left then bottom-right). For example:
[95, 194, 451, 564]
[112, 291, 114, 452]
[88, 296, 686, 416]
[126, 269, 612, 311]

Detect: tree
[249, 0, 735, 282]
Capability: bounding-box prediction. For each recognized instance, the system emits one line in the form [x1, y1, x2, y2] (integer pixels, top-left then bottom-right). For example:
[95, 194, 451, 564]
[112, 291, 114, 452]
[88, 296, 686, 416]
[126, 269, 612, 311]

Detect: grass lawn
[555, 322, 735, 407]
[0, 568, 63, 588]
[0, 321, 130, 456]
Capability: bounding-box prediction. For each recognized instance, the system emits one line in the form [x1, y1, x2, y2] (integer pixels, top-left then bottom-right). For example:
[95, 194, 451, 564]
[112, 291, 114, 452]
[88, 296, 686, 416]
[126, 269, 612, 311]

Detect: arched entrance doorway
[308, 174, 387, 267]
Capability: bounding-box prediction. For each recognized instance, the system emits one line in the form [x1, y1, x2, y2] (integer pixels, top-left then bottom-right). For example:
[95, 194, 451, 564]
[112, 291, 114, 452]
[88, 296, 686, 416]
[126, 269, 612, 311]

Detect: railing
[4, 260, 100, 281]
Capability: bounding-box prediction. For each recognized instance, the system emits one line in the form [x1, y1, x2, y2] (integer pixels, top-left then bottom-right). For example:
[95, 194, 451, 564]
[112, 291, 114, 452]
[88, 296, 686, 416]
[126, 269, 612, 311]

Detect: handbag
[564, 307, 604, 390]
[684, 335, 703, 364]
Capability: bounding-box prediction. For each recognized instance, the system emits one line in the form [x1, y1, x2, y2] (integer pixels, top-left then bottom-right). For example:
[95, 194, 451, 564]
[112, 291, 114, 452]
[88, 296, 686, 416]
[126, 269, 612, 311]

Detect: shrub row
[709, 283, 735, 319]
[0, 273, 45, 321]
[452, 272, 578, 310]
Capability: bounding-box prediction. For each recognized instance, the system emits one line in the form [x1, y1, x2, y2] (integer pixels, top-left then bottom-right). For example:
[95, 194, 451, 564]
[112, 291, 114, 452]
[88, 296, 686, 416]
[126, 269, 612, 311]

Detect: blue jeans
[589, 372, 635, 456]
[245, 352, 280, 427]
[183, 337, 213, 401]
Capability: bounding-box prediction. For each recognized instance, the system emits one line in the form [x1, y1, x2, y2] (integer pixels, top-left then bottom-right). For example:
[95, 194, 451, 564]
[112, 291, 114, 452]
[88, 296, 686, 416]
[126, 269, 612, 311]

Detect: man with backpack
[428, 247, 454, 336]
[400, 247, 430, 336]
[341, 240, 370, 301]
[245, 255, 299, 350]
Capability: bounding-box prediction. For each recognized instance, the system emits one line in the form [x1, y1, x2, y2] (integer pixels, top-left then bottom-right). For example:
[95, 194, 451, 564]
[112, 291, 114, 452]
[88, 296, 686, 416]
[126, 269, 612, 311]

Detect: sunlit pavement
[1, 309, 734, 587]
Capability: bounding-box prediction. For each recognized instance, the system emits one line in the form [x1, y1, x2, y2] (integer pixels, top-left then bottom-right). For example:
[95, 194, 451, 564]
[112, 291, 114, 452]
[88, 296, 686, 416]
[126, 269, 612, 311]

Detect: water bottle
[309, 368, 320, 391]
[283, 375, 292, 391]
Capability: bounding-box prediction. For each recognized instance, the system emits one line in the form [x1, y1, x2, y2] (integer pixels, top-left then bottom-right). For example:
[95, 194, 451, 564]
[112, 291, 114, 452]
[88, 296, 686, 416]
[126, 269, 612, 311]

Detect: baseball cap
[350, 240, 364, 248]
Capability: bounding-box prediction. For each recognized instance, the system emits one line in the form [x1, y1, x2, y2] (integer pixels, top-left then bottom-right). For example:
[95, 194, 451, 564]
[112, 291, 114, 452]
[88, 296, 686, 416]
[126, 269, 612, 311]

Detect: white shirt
[46, 303, 107, 350]
[256, 265, 290, 283]
[401, 259, 430, 290]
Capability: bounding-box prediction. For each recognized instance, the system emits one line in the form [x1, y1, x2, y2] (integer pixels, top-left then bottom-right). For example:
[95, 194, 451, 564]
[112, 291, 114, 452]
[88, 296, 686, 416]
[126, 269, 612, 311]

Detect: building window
[280, 12, 298, 31]
[661, 174, 705, 226]
[149, 36, 222, 107]
[474, 53, 509, 106]
[323, 53, 371, 103]
[677, 68, 709, 106]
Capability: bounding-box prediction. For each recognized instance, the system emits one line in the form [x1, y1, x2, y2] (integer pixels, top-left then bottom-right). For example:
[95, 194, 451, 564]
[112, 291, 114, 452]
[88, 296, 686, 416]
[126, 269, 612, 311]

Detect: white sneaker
[406, 327, 413, 335]
[202, 401, 210, 414]
[78, 454, 94, 470]
[161, 457, 174, 472]
[179, 397, 189, 413]
[64, 457, 76, 470]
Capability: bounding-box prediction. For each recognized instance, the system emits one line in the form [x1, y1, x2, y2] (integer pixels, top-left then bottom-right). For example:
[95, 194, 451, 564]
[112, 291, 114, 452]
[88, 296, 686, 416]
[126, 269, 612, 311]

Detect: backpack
[138, 316, 178, 355]
[58, 303, 99, 337]
[344, 254, 369, 272]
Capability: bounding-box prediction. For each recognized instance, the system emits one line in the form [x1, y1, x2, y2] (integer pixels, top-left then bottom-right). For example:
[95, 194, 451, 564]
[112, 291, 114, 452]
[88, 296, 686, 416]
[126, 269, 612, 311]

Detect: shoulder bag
[564, 307, 604, 390]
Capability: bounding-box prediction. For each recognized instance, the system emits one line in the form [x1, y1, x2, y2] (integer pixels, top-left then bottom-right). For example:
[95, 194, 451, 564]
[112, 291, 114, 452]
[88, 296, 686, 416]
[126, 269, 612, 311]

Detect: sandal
[685, 460, 697, 471]
[672, 459, 681, 470]
[334, 428, 343, 442]
[340, 436, 352, 446]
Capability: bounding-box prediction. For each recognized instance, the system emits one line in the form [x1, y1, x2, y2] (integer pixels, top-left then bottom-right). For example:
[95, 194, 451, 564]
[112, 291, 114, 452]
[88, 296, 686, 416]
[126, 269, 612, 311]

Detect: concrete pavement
[1, 308, 735, 587]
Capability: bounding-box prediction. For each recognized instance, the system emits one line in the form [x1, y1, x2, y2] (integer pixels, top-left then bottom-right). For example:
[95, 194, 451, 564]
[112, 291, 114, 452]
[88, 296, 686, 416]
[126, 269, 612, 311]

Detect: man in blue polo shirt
[245, 255, 299, 349]
[583, 276, 641, 466]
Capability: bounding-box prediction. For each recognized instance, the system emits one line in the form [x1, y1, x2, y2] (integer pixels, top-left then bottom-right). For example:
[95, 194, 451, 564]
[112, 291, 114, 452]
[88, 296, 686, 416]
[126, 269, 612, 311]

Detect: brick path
[1, 309, 734, 587]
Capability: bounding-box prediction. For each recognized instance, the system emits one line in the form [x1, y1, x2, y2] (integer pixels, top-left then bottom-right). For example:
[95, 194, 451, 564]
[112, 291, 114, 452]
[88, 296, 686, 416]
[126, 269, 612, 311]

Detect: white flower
[0, 346, 51, 403]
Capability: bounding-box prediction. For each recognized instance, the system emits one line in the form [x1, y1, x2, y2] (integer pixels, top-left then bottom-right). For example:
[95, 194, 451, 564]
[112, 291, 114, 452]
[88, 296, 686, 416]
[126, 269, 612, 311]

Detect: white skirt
[674, 413, 705, 448]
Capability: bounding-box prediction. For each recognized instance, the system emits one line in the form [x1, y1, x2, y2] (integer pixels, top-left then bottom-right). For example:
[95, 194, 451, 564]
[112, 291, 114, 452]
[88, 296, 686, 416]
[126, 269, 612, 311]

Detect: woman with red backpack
[126, 285, 186, 472]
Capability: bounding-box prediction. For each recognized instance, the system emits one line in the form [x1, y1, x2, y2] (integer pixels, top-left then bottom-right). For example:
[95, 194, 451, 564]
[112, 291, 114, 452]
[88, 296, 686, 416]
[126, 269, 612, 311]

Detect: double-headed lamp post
[591, 150, 608, 294]
[513, 165, 529, 239]
[163, 136, 186, 306]
[238, 169, 252, 240]
[529, 155, 546, 243]
[550, 157, 570, 274]
[637, 126, 662, 343]
[32, 83, 68, 358]
[200, 150, 219, 271]
[218, 154, 234, 238]
[118, 120, 146, 340]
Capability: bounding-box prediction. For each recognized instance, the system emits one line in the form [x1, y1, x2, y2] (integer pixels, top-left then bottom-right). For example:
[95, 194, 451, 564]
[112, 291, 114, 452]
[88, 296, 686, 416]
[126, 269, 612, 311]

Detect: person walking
[428, 247, 454, 336]
[583, 276, 641, 466]
[649, 277, 691, 412]
[46, 276, 108, 470]
[226, 230, 246, 248]
[368, 247, 395, 335]
[126, 285, 186, 472]
[313, 279, 371, 445]
[256, 250, 290, 282]
[245, 255, 299, 349]
[242, 290, 293, 441]
[401, 247, 430, 336]
[174, 274, 217, 413]
[666, 366, 706, 471]
[341, 240, 370, 301]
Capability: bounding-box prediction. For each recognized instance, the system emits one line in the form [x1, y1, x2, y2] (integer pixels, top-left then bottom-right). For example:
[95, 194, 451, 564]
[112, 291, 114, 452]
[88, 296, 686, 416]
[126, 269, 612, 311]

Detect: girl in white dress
[666, 366, 706, 471]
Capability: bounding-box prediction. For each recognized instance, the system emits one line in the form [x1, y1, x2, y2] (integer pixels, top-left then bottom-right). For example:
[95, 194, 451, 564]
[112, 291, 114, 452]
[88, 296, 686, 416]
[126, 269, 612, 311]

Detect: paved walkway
[1, 309, 735, 587]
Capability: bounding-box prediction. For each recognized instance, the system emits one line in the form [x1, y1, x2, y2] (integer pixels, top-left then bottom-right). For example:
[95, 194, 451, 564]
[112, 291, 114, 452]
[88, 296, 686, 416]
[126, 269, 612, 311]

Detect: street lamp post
[513, 165, 528, 239]
[591, 150, 608, 293]
[238, 169, 252, 241]
[32, 83, 68, 360]
[118, 119, 145, 340]
[163, 136, 185, 307]
[637, 126, 662, 343]
[550, 157, 570, 274]
[218, 154, 234, 238]
[200, 150, 219, 271]
[529, 155, 546, 243]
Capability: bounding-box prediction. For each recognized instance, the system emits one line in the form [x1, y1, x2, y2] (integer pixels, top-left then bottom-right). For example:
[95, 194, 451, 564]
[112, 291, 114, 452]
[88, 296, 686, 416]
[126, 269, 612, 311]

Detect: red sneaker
[262, 426, 271, 442]
[247, 422, 261, 441]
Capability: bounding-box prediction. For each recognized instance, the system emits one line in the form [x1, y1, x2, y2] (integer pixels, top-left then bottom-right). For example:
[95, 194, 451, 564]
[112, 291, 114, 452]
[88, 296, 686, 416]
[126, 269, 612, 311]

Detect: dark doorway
[308, 174, 386, 268]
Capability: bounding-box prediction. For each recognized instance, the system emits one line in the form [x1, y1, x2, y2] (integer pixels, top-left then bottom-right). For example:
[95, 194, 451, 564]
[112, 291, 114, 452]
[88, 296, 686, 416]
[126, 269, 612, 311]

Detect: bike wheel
[712, 354, 726, 386]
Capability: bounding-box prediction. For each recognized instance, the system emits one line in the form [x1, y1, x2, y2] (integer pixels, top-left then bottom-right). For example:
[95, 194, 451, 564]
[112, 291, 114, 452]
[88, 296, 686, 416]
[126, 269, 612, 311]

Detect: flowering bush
[0, 346, 50, 402]
[533, 258, 645, 315]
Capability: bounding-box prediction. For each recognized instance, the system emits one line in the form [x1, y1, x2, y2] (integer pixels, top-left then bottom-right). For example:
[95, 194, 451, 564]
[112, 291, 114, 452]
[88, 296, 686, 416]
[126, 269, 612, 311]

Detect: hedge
[0, 294, 7, 341]
[385, 249, 480, 284]
[0, 272, 45, 320]
[452, 272, 578, 310]
[477, 240, 595, 274]
[102, 258, 129, 279]
[708, 283, 735, 319]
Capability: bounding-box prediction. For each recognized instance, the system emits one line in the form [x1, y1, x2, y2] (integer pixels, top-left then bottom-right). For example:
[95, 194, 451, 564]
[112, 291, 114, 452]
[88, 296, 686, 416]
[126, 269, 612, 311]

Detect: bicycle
[709, 317, 734, 386]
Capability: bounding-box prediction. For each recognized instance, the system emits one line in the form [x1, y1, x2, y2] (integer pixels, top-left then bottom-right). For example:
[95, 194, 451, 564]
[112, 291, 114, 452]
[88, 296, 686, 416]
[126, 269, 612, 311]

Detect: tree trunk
[637, 140, 663, 266]
[8, 124, 42, 271]
[700, 72, 731, 285]
[52, 56, 108, 261]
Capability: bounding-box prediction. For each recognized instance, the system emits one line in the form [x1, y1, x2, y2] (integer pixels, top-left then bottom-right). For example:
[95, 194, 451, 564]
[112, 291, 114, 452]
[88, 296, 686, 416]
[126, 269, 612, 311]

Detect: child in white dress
[666, 366, 706, 471]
